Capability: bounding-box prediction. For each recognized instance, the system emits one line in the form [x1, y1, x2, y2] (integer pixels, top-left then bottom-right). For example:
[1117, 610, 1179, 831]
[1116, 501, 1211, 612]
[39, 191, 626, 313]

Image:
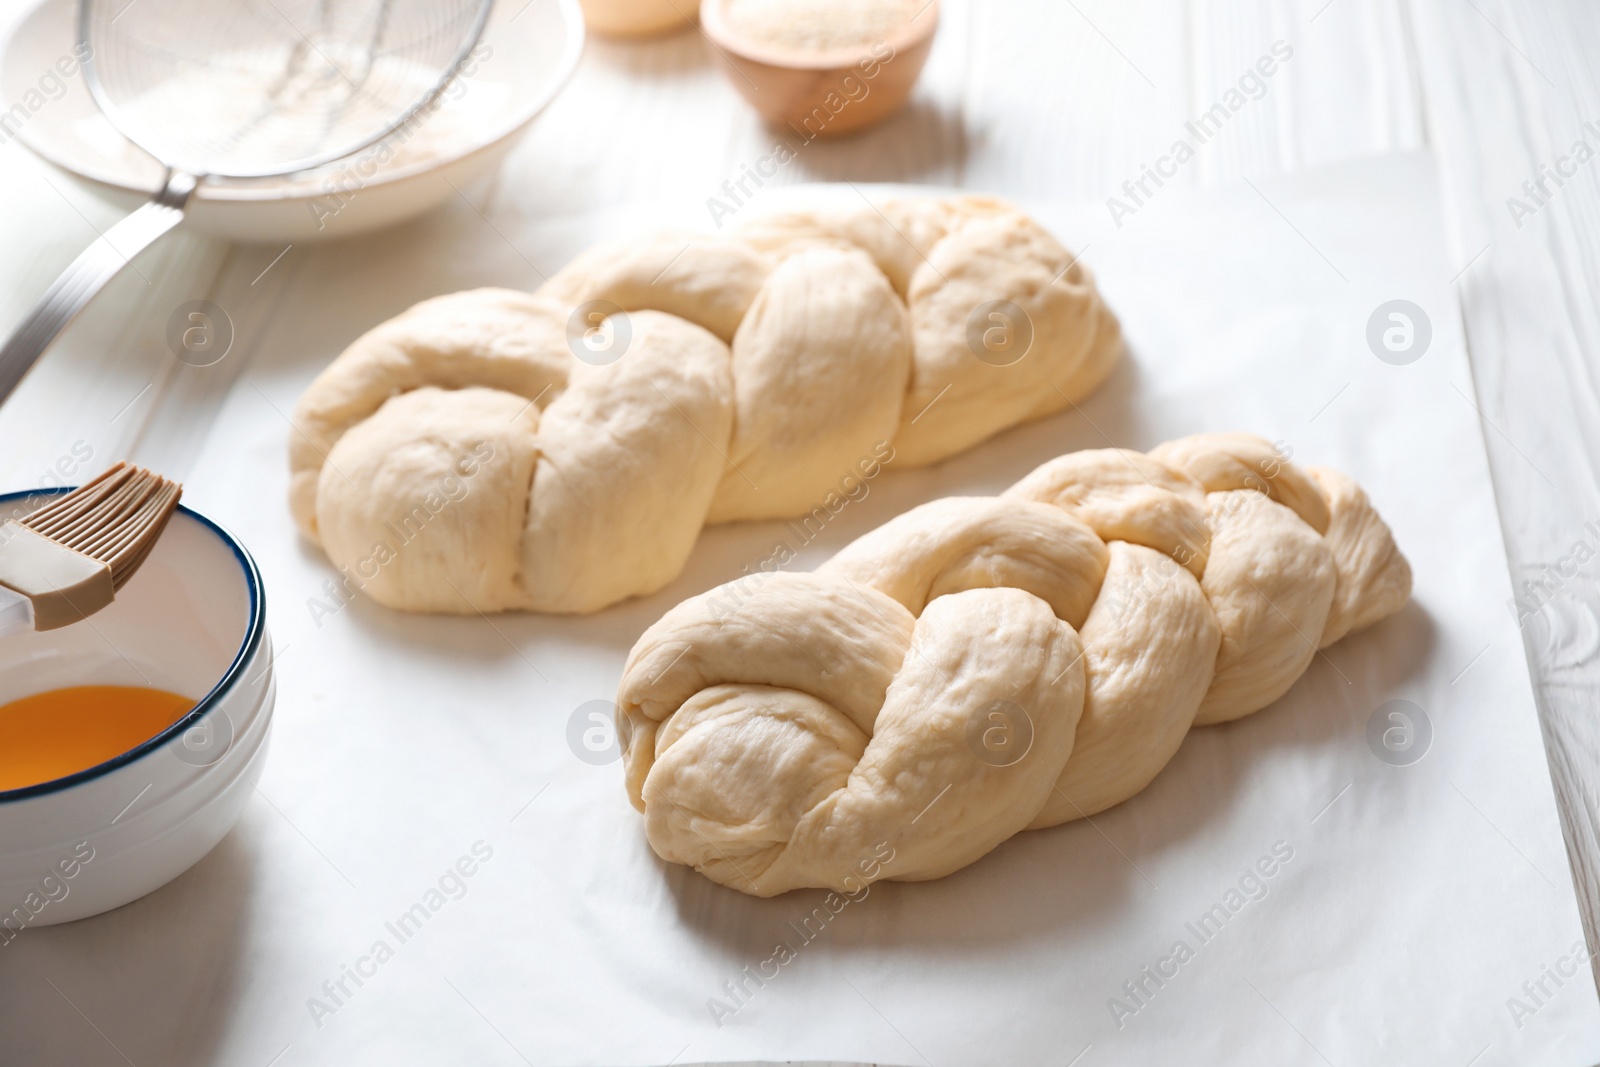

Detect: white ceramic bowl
[0, 491, 272, 930]
[0, 0, 585, 243]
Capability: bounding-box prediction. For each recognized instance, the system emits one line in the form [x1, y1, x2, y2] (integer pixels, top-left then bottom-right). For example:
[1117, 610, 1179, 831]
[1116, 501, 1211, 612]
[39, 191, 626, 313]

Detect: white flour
[116, 43, 455, 173]
[723, 0, 919, 54]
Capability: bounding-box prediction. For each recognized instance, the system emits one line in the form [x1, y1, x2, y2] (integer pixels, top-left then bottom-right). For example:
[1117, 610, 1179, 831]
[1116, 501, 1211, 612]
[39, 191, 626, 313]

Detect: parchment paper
[2, 153, 1596, 1067]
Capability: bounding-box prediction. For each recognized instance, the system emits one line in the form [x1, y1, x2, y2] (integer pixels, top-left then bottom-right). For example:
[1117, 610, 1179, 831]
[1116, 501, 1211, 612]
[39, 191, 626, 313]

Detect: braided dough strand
[619, 434, 1412, 896]
[289, 197, 1122, 615]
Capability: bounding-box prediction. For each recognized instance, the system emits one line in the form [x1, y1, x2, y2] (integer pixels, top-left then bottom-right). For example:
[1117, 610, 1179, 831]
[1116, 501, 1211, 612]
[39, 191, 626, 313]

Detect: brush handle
[0, 584, 32, 638]
[0, 169, 198, 405]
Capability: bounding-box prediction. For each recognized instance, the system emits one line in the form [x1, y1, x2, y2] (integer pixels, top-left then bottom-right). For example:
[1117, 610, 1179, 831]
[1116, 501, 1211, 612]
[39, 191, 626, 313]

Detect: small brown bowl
[579, 0, 701, 38]
[701, 0, 939, 138]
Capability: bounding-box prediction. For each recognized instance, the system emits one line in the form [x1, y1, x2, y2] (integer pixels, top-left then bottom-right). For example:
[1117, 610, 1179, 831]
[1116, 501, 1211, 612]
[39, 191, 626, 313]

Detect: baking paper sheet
[2, 153, 1597, 1066]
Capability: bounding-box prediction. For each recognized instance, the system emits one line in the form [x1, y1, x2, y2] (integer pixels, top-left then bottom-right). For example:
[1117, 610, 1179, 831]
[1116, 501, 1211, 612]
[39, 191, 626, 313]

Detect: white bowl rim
[1, 0, 587, 203]
[0, 488, 266, 805]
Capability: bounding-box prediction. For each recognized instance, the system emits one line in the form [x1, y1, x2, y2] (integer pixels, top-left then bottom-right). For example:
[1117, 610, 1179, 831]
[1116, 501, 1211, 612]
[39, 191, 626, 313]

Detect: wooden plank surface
[1409, 0, 1600, 981]
[0, 0, 1595, 1051]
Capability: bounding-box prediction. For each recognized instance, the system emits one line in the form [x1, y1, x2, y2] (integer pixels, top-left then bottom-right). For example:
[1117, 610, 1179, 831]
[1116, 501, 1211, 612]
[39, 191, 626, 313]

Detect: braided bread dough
[617, 434, 1412, 896]
[288, 197, 1122, 614]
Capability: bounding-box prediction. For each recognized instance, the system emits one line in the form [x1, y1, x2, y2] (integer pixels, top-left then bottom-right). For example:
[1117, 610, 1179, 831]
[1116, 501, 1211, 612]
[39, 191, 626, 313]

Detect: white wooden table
[0, 0, 1596, 1051]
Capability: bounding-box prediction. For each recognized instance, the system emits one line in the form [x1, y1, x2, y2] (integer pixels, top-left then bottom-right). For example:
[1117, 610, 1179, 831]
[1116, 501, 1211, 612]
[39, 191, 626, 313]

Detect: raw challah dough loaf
[617, 433, 1412, 896]
[289, 196, 1123, 615]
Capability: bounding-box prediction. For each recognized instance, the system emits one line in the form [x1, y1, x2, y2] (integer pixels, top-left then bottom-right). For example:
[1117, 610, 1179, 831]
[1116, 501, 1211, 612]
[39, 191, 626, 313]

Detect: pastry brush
[0, 463, 181, 637]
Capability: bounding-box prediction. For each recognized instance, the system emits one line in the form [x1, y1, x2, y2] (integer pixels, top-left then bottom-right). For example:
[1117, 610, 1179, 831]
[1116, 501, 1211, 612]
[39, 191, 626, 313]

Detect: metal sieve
[0, 0, 493, 401]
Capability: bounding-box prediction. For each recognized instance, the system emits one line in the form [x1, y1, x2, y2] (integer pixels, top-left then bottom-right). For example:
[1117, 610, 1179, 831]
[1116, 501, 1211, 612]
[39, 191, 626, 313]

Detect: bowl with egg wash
[701, 0, 939, 137]
[0, 489, 272, 929]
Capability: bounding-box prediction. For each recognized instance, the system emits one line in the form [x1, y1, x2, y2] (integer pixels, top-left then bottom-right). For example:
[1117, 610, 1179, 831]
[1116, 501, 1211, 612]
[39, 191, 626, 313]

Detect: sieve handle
[0, 169, 198, 405]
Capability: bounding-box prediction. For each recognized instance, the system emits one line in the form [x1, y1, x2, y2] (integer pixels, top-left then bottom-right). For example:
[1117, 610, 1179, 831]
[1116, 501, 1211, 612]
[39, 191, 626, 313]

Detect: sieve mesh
[79, 0, 492, 178]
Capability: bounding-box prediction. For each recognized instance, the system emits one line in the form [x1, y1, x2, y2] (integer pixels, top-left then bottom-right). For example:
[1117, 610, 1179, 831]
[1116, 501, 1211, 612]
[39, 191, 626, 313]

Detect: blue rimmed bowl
[0, 490, 273, 930]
